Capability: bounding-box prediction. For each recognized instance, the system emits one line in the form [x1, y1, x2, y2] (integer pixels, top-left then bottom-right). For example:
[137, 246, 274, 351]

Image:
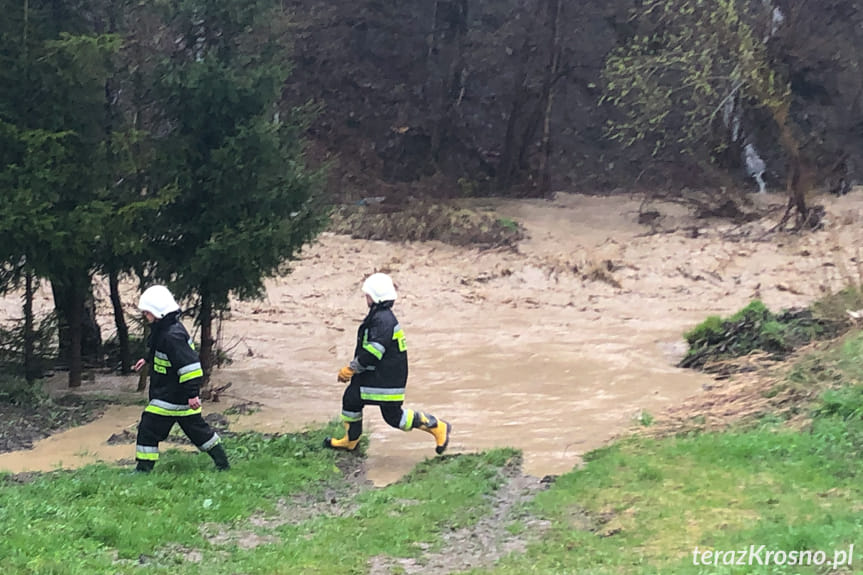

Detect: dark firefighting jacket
[145, 312, 204, 410]
[349, 301, 408, 404]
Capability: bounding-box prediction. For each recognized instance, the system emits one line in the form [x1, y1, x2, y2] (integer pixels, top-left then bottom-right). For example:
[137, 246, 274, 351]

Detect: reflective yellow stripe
[362, 330, 385, 360]
[145, 404, 202, 417]
[178, 368, 203, 383]
[136, 451, 159, 461]
[362, 343, 383, 360]
[360, 391, 405, 402]
[153, 365, 167, 374]
[153, 357, 171, 367]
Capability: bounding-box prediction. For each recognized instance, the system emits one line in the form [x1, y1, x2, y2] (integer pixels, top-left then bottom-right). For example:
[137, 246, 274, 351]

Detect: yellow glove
[337, 365, 355, 383]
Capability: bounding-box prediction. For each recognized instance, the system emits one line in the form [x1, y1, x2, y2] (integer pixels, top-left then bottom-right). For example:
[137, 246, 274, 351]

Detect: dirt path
[3, 191, 862, 484]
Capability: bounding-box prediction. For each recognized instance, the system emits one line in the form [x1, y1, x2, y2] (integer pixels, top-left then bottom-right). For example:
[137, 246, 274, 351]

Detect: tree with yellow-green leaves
[601, 0, 810, 226]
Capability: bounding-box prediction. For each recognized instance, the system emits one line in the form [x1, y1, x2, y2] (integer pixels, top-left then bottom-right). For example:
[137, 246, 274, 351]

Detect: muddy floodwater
[3, 192, 863, 485]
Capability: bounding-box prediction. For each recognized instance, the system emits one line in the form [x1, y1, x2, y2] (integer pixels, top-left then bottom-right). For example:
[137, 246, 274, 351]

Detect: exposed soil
[368, 455, 552, 574]
[129, 451, 553, 574]
[195, 450, 554, 574]
[201, 450, 371, 551]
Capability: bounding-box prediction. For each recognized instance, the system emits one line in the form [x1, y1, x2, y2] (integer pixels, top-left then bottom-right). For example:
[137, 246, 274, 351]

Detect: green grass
[474, 429, 862, 574]
[0, 420, 518, 575]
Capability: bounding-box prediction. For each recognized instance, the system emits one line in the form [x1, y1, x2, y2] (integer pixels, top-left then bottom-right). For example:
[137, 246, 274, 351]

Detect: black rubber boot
[135, 460, 155, 473]
[208, 444, 230, 471]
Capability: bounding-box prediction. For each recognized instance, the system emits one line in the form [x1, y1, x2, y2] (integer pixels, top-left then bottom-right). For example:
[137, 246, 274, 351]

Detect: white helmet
[362, 273, 397, 303]
[138, 285, 180, 319]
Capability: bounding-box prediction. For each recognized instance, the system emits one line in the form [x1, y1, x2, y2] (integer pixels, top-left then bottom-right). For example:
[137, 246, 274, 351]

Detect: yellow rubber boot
[418, 416, 452, 455]
[323, 422, 360, 451]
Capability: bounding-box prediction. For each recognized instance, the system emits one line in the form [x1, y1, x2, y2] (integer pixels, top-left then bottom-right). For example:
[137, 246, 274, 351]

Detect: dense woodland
[286, 0, 862, 199]
[0, 0, 326, 389]
[1, 0, 861, 390]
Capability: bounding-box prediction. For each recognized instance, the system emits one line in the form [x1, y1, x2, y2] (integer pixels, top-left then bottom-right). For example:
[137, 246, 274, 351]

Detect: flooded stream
[3, 191, 862, 485]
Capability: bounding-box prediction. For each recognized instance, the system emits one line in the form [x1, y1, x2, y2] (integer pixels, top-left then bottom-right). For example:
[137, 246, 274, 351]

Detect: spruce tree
[144, 0, 326, 384]
[0, 0, 145, 386]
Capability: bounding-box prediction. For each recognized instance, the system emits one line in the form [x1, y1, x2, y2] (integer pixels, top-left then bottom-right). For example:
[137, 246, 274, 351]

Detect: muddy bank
[2, 191, 863, 484]
[0, 394, 109, 454]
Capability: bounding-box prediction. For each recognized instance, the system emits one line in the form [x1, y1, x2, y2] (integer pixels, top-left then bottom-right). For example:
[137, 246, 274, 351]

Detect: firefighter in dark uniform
[324, 273, 452, 453]
[132, 285, 230, 472]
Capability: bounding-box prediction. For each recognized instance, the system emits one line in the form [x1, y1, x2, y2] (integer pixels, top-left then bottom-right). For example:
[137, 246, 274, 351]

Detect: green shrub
[0, 313, 57, 378]
[680, 300, 845, 370]
[0, 373, 46, 405]
[683, 315, 723, 345]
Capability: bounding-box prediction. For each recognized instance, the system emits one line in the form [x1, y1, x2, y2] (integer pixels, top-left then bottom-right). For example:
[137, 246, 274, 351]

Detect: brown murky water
[0, 405, 195, 472]
[3, 191, 863, 484]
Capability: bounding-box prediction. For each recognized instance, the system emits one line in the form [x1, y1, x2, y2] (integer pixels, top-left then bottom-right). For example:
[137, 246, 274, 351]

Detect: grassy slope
[3, 334, 863, 574]
[476, 333, 863, 574]
[0, 422, 516, 575]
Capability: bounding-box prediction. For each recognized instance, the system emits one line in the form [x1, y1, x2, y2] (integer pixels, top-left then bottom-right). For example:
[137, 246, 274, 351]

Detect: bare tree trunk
[499, 3, 561, 194]
[52, 275, 99, 387]
[498, 36, 532, 191]
[82, 290, 101, 365]
[109, 269, 131, 374]
[23, 270, 37, 383]
[67, 283, 85, 388]
[22, 1, 36, 384]
[137, 362, 149, 392]
[426, 0, 468, 161]
[427, 0, 440, 59]
[538, 0, 562, 196]
[199, 291, 214, 390]
[498, 92, 524, 190]
[427, 0, 442, 155]
[137, 315, 149, 392]
[774, 102, 808, 225]
[53, 281, 72, 376]
[516, 96, 545, 174]
[788, 153, 813, 228]
[538, 96, 555, 195]
[104, 10, 131, 374]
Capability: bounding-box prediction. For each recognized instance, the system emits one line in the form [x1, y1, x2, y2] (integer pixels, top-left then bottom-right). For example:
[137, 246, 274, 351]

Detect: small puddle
[0, 405, 195, 474]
